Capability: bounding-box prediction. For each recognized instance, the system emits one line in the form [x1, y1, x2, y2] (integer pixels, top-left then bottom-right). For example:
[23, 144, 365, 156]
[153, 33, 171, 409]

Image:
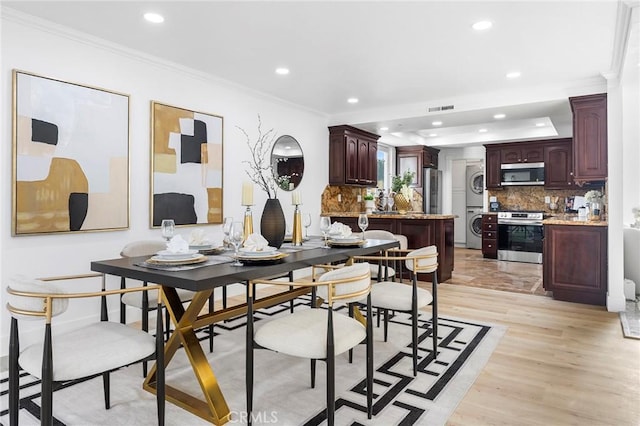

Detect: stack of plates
[236, 246, 287, 262]
[327, 237, 365, 247]
[148, 250, 206, 265]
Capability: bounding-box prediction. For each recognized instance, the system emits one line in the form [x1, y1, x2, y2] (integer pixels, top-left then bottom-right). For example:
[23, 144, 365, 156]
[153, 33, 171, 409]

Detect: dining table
[90, 238, 399, 425]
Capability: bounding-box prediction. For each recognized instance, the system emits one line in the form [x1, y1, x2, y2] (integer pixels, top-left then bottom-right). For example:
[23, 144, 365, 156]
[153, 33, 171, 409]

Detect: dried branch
[238, 115, 279, 199]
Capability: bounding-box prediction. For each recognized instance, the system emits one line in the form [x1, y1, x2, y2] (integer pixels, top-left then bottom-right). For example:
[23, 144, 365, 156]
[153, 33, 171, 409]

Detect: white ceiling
[3, 0, 629, 148]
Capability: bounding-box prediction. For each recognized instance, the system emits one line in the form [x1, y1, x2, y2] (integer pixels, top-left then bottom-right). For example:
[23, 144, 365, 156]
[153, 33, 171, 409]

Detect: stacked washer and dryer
[466, 165, 484, 249]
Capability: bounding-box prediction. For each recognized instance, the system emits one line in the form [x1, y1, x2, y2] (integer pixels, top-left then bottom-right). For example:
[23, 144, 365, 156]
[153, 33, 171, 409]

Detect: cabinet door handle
[488, 244, 492, 248]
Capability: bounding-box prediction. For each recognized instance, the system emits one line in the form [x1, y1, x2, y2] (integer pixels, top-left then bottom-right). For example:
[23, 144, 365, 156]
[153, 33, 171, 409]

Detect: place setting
[231, 232, 288, 265]
[321, 217, 367, 248]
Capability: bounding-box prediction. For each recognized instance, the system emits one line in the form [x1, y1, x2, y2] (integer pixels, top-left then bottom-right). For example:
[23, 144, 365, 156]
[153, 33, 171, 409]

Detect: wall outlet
[544, 196, 550, 204]
[337, 194, 342, 203]
[357, 194, 362, 202]
[489, 196, 497, 202]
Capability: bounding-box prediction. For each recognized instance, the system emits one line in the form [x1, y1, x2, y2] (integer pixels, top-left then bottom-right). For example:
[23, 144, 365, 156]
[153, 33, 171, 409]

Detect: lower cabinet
[481, 214, 497, 259]
[543, 224, 607, 305]
[329, 216, 454, 282]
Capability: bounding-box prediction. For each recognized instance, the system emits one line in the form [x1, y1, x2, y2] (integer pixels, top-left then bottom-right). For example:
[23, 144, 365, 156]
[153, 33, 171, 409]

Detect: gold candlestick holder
[243, 205, 254, 242]
[291, 204, 303, 246]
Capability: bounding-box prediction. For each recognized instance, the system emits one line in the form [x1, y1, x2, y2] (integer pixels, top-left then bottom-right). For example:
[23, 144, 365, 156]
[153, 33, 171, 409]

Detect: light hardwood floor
[426, 277, 640, 425]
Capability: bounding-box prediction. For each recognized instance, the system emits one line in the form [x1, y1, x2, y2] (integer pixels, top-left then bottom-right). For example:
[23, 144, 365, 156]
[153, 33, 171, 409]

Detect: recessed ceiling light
[472, 21, 492, 31]
[506, 71, 521, 79]
[275, 67, 289, 75]
[432, 121, 443, 126]
[535, 122, 546, 127]
[429, 133, 438, 137]
[380, 127, 389, 131]
[493, 113, 506, 119]
[144, 12, 164, 23]
[478, 128, 488, 133]
[347, 97, 359, 104]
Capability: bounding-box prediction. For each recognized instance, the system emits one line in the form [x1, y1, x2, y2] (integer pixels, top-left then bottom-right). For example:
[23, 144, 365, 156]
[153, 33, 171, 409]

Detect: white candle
[242, 181, 253, 205]
[292, 190, 301, 205]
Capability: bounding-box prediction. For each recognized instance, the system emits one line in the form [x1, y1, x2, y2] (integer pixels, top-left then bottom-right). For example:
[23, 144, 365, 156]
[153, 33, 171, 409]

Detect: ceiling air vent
[427, 104, 454, 112]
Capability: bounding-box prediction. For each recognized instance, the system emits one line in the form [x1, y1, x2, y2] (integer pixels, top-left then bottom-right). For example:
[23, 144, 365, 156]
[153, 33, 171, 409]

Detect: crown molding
[604, 1, 638, 83]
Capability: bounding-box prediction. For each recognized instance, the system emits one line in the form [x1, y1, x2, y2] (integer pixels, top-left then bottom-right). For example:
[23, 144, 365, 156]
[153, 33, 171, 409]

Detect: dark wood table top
[91, 239, 398, 292]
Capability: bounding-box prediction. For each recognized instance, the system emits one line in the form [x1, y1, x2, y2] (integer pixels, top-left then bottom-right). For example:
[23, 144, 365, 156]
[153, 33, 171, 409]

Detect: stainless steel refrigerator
[423, 168, 442, 214]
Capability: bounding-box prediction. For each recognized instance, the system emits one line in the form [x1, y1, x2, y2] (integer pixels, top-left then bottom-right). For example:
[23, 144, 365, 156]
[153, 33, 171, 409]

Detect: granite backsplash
[321, 185, 423, 214]
[488, 185, 606, 214]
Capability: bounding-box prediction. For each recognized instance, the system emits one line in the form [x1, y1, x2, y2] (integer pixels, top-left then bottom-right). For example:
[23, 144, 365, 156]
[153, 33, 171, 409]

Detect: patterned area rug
[0, 298, 505, 425]
[620, 299, 640, 339]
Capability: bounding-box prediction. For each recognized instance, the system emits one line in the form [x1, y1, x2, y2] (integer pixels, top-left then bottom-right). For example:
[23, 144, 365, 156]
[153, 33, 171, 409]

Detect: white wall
[0, 11, 329, 355]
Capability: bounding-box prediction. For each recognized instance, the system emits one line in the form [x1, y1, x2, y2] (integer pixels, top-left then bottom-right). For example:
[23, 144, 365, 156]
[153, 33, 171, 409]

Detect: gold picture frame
[150, 101, 224, 227]
[12, 70, 130, 236]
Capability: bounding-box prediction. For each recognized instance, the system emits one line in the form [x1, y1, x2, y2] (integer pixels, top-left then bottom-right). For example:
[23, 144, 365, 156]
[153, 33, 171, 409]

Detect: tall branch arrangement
[237, 115, 279, 199]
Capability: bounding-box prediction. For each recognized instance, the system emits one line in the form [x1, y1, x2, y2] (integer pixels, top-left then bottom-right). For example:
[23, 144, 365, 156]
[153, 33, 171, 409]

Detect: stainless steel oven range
[497, 211, 544, 264]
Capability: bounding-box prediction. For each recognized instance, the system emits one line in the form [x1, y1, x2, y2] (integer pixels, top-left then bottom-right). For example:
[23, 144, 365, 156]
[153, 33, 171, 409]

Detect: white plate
[329, 237, 360, 243]
[156, 249, 199, 260]
[148, 253, 206, 264]
[239, 246, 277, 255]
[189, 244, 213, 250]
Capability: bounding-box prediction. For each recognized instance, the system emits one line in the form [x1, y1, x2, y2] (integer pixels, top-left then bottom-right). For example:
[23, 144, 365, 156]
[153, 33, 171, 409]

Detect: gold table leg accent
[353, 305, 367, 327]
[143, 285, 312, 424]
[144, 288, 231, 425]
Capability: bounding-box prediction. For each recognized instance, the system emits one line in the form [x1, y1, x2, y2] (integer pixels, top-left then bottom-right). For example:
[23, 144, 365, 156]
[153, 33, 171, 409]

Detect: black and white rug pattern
[0, 297, 505, 425]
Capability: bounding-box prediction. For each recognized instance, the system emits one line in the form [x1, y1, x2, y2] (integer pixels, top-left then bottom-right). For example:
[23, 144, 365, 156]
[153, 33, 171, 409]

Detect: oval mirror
[271, 135, 304, 191]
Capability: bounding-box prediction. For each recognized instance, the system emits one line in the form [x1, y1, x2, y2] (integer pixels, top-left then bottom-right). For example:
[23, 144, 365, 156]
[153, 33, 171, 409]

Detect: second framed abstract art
[151, 102, 224, 227]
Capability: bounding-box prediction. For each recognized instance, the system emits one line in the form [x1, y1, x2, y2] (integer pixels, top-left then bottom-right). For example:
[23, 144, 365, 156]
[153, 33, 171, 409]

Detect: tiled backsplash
[488, 186, 605, 213]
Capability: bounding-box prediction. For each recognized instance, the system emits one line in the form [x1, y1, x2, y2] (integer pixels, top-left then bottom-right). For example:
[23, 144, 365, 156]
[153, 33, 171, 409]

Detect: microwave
[500, 162, 545, 186]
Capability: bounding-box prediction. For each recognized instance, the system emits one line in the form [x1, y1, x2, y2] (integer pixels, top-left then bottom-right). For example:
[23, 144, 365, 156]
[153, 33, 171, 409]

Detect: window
[377, 144, 391, 190]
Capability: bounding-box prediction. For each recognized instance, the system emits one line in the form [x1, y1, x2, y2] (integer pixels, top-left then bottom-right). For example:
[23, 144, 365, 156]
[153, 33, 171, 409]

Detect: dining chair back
[355, 245, 439, 376]
[247, 263, 373, 425]
[6, 274, 165, 426]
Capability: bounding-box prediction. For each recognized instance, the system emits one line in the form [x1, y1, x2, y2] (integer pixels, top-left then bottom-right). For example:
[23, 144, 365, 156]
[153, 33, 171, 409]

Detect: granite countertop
[325, 212, 456, 219]
[543, 218, 608, 227]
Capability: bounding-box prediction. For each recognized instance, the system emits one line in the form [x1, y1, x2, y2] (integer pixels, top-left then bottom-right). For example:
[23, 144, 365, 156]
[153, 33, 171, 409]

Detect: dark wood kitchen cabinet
[543, 138, 573, 189]
[329, 125, 380, 186]
[481, 214, 498, 258]
[543, 224, 607, 305]
[500, 142, 544, 164]
[485, 145, 502, 189]
[569, 93, 607, 185]
[396, 145, 440, 188]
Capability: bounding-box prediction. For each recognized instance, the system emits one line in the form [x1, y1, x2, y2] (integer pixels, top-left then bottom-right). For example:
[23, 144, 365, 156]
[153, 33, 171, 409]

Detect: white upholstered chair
[356, 245, 438, 376]
[6, 274, 165, 426]
[362, 230, 407, 280]
[246, 263, 374, 424]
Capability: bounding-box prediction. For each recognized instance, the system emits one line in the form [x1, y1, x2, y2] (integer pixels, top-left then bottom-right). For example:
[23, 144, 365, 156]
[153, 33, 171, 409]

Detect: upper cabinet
[485, 145, 502, 189]
[500, 143, 544, 164]
[485, 138, 572, 189]
[569, 93, 608, 185]
[543, 139, 573, 189]
[329, 125, 380, 186]
[395, 145, 440, 188]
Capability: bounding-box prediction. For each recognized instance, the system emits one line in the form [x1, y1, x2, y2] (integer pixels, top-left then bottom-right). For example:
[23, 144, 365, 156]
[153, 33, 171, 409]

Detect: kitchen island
[327, 213, 455, 281]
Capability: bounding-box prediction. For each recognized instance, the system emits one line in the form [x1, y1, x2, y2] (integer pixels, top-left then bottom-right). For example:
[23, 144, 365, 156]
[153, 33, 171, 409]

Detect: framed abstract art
[12, 70, 130, 235]
[151, 102, 224, 227]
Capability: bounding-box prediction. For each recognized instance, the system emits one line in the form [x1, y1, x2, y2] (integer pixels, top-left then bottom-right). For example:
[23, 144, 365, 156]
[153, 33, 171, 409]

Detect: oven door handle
[498, 219, 543, 226]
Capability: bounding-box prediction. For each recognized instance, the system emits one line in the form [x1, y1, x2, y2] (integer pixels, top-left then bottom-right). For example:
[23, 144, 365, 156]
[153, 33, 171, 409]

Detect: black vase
[260, 198, 286, 248]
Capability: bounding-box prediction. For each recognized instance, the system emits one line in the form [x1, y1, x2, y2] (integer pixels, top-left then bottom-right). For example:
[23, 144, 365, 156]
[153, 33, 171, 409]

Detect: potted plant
[391, 171, 415, 213]
[363, 192, 375, 214]
[391, 170, 415, 193]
